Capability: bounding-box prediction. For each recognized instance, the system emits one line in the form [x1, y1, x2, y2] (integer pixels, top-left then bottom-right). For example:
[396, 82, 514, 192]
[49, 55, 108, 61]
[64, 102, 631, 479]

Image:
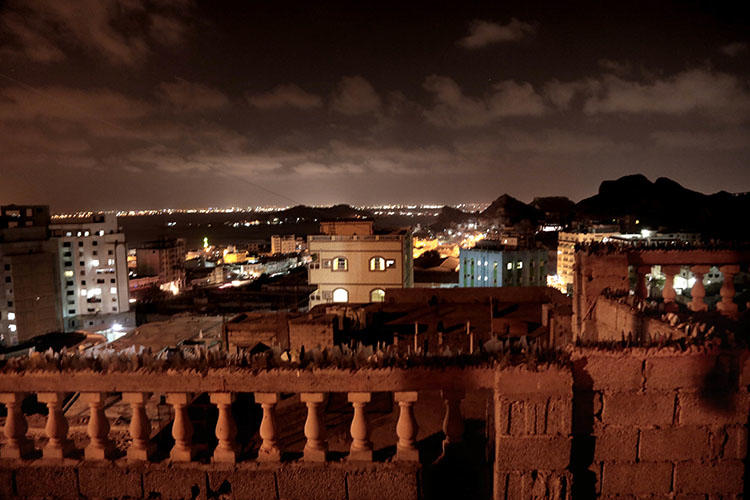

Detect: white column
[38, 392, 74, 460]
[394, 391, 419, 461]
[82, 392, 115, 460]
[348, 392, 373, 461]
[301, 392, 327, 462]
[718, 265, 740, 319]
[210, 392, 239, 463]
[255, 392, 281, 461]
[440, 389, 465, 456]
[0, 393, 33, 459]
[167, 392, 194, 462]
[123, 392, 155, 461]
[689, 265, 710, 312]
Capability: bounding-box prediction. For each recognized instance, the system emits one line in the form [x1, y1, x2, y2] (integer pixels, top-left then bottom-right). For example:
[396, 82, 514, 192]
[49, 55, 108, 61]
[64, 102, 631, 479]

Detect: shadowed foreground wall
[0, 346, 747, 499]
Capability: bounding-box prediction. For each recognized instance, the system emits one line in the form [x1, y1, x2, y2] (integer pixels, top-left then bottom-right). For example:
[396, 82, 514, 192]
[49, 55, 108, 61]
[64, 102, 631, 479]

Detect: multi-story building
[555, 230, 617, 294]
[270, 234, 296, 255]
[0, 205, 62, 345]
[49, 214, 131, 332]
[307, 222, 412, 307]
[134, 238, 186, 294]
[319, 219, 374, 236]
[459, 241, 548, 288]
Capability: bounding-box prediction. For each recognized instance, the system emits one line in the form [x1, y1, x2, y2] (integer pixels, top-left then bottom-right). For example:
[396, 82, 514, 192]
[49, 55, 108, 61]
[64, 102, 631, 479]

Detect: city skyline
[0, 1, 748, 211]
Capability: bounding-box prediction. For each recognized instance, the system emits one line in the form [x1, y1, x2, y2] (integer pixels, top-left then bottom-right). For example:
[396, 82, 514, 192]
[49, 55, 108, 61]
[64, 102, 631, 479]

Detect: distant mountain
[429, 205, 475, 231]
[532, 196, 576, 225]
[576, 174, 750, 236]
[276, 204, 371, 222]
[480, 194, 543, 226]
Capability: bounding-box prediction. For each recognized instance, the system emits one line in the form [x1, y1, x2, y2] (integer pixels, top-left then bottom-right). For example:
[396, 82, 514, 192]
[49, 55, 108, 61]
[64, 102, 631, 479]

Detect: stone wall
[570, 347, 748, 498]
[593, 297, 685, 342]
[1, 347, 748, 499]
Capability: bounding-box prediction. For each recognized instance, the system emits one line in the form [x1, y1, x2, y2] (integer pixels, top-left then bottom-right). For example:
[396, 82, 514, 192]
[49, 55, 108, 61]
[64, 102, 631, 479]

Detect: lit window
[80, 289, 87, 296]
[332, 257, 348, 271]
[517, 262, 523, 269]
[7, 312, 15, 320]
[370, 289, 385, 302]
[91, 259, 100, 267]
[369, 257, 386, 271]
[8, 324, 16, 332]
[332, 288, 349, 303]
[506, 263, 512, 270]
[107, 259, 115, 265]
[84, 231, 90, 237]
[386, 259, 396, 268]
[110, 287, 117, 294]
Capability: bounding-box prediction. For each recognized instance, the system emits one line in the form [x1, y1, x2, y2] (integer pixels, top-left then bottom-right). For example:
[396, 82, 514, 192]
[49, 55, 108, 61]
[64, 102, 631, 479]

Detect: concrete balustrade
[82, 392, 115, 460]
[167, 392, 195, 462]
[123, 391, 155, 461]
[38, 392, 74, 460]
[440, 388, 465, 457]
[256, 392, 281, 461]
[210, 392, 239, 463]
[394, 391, 419, 461]
[301, 392, 327, 462]
[0, 392, 32, 459]
[347, 392, 373, 461]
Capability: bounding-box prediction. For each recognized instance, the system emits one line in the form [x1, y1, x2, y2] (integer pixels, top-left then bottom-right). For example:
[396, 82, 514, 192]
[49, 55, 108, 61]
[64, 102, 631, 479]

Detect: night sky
[1, 1, 748, 211]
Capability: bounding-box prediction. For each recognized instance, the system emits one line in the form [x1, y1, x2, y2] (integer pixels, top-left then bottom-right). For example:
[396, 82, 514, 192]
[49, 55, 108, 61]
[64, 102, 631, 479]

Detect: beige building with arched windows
[307, 223, 412, 308]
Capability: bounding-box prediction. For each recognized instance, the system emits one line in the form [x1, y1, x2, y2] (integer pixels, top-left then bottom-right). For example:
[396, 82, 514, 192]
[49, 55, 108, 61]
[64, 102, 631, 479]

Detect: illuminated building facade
[270, 234, 296, 255]
[308, 222, 412, 307]
[556, 231, 617, 294]
[49, 214, 131, 332]
[0, 205, 62, 345]
[134, 238, 187, 294]
[459, 242, 547, 288]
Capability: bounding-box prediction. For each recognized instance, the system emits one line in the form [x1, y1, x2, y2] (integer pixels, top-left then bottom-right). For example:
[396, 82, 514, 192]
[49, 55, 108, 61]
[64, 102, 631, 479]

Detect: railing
[308, 235, 403, 242]
[0, 366, 494, 464]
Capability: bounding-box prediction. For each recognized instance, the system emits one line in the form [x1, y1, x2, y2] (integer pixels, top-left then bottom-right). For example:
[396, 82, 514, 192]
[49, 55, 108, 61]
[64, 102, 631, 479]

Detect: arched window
[370, 288, 385, 302]
[369, 256, 386, 271]
[332, 288, 349, 303]
[332, 256, 348, 271]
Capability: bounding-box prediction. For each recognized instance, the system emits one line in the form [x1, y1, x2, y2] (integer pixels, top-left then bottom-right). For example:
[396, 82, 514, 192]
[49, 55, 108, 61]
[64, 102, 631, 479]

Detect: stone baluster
[348, 392, 373, 461]
[167, 393, 194, 462]
[394, 391, 419, 461]
[255, 393, 281, 461]
[301, 392, 327, 462]
[718, 265, 740, 319]
[440, 389, 465, 457]
[123, 392, 155, 461]
[635, 266, 650, 301]
[38, 392, 74, 459]
[210, 392, 239, 463]
[0, 393, 33, 459]
[661, 265, 680, 312]
[689, 265, 710, 312]
[82, 392, 115, 460]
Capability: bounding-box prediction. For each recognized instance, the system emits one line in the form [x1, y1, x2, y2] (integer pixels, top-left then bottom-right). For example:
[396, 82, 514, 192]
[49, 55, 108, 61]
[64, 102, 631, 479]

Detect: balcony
[0, 346, 747, 499]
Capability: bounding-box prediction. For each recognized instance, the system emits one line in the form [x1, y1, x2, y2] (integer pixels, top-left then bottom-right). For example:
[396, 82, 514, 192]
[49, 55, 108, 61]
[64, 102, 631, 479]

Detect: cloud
[331, 76, 381, 115]
[247, 84, 322, 110]
[582, 69, 750, 122]
[423, 75, 546, 127]
[720, 42, 748, 57]
[651, 129, 750, 151]
[158, 79, 229, 112]
[458, 19, 536, 49]
[0, 0, 192, 66]
[543, 79, 599, 109]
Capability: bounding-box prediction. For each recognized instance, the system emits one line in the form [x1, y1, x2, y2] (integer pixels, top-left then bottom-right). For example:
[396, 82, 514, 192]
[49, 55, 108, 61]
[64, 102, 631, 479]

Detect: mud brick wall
[571, 348, 749, 498]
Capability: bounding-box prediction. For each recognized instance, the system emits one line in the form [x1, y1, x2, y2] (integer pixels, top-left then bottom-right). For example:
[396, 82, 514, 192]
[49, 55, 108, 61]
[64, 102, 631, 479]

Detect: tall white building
[271, 234, 296, 255]
[50, 214, 131, 332]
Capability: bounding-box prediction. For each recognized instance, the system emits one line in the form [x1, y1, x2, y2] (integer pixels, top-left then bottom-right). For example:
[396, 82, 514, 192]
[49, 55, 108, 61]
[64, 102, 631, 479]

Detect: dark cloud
[247, 84, 323, 110]
[457, 19, 536, 49]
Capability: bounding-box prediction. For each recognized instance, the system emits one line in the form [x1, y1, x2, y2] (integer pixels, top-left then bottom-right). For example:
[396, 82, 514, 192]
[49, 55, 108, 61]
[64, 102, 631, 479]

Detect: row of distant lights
[65, 230, 105, 237]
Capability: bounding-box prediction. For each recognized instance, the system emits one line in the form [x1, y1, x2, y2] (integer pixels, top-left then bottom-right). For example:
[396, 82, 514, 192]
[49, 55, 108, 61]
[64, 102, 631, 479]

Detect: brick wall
[571, 347, 748, 498]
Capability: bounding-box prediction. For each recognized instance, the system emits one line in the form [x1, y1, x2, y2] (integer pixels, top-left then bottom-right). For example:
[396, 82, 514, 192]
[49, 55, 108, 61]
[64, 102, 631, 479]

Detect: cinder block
[497, 396, 572, 437]
[207, 465, 277, 500]
[678, 392, 750, 425]
[600, 461, 672, 495]
[143, 465, 207, 500]
[644, 355, 717, 390]
[721, 425, 748, 460]
[347, 465, 420, 500]
[574, 354, 643, 392]
[593, 426, 638, 462]
[602, 392, 675, 427]
[639, 426, 711, 461]
[0, 467, 14, 498]
[277, 464, 346, 500]
[15, 461, 79, 499]
[79, 462, 143, 498]
[674, 461, 744, 494]
[547, 396, 573, 435]
[495, 469, 571, 499]
[495, 436, 570, 470]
